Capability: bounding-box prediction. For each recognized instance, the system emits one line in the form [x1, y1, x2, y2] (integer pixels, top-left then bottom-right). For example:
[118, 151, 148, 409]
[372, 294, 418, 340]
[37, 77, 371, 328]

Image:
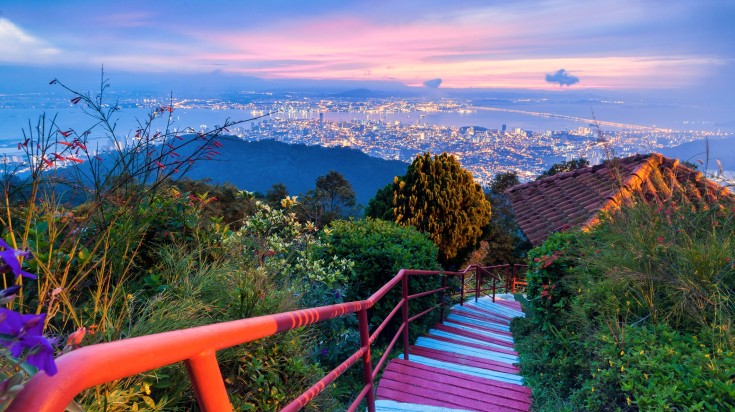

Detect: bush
[578, 324, 735, 410]
[317, 219, 441, 338]
[525, 231, 583, 328]
[513, 200, 735, 411]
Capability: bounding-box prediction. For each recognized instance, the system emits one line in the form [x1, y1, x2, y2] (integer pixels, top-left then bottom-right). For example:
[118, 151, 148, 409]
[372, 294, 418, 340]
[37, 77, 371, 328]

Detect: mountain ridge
[183, 139, 407, 205]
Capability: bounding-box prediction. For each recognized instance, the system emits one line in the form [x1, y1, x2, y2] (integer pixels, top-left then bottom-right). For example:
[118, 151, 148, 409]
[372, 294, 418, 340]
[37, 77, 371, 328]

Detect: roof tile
[507, 153, 734, 246]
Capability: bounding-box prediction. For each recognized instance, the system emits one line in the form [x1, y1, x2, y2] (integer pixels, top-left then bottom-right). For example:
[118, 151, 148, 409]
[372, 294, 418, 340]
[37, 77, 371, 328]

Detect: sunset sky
[1, 0, 733, 97]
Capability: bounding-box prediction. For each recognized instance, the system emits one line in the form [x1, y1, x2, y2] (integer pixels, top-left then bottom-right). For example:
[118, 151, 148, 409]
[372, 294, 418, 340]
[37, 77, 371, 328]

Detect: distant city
[1, 92, 733, 186]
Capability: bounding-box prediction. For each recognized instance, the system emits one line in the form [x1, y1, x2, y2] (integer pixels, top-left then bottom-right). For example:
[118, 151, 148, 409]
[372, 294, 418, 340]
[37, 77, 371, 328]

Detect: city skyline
[1, 1, 734, 104]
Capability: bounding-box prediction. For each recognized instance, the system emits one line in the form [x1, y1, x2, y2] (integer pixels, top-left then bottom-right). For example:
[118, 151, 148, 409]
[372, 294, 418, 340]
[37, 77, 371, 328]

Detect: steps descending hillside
[375, 295, 531, 412]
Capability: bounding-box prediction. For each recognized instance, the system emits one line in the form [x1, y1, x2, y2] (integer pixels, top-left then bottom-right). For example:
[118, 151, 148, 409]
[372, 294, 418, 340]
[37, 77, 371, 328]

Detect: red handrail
[10, 264, 510, 412]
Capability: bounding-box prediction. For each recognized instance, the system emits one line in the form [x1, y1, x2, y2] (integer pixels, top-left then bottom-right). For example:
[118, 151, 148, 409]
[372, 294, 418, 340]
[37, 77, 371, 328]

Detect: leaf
[142, 396, 156, 408]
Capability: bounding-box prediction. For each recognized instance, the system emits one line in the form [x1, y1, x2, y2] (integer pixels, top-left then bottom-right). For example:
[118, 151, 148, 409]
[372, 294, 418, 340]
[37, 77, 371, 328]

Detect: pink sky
[0, 0, 732, 92]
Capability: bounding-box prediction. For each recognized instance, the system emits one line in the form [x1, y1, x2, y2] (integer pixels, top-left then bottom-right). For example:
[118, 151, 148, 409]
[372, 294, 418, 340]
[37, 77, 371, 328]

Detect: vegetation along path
[375, 295, 531, 411]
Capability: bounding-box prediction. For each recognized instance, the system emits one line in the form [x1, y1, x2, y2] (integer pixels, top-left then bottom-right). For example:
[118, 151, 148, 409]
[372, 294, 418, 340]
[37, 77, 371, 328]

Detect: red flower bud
[67, 327, 86, 348]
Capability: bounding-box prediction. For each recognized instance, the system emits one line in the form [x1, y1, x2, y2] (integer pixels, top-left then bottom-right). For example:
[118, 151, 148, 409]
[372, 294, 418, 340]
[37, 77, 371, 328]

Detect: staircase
[12, 266, 530, 412]
[375, 295, 531, 411]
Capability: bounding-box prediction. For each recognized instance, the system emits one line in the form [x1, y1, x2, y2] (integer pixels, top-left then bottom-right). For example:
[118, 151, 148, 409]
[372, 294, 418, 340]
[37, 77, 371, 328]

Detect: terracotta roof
[507, 153, 734, 246]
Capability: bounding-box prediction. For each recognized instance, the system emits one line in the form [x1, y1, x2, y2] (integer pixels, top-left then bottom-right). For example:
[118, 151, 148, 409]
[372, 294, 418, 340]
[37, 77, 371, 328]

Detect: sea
[1, 99, 733, 156]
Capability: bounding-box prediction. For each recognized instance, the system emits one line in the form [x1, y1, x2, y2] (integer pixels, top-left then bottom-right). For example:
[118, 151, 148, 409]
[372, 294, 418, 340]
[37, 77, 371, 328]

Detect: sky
[1, 0, 734, 100]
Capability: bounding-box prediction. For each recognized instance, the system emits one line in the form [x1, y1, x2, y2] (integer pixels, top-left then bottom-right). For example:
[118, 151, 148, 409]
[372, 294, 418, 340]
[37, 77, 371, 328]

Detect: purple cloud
[423, 78, 442, 88]
[545, 69, 579, 86]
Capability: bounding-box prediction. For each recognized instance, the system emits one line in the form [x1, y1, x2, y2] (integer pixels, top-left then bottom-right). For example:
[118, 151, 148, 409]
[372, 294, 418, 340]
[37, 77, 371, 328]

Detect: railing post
[511, 264, 516, 293]
[492, 274, 497, 303]
[402, 272, 410, 361]
[475, 269, 480, 302]
[440, 274, 447, 323]
[184, 351, 232, 412]
[460, 273, 465, 306]
[358, 308, 376, 412]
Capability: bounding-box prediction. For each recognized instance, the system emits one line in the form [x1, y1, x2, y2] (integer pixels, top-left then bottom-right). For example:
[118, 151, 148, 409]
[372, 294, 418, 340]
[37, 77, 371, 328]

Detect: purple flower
[0, 286, 21, 304]
[0, 239, 36, 280]
[0, 309, 57, 376]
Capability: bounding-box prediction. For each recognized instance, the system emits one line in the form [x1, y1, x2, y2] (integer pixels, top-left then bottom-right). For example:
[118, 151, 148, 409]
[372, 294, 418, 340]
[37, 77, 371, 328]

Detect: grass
[511, 196, 735, 411]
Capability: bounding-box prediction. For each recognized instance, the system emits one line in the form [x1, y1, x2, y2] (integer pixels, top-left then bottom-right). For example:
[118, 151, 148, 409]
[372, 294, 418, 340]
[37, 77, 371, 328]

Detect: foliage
[581, 324, 735, 410]
[117, 241, 338, 412]
[298, 171, 357, 227]
[524, 231, 582, 327]
[317, 219, 441, 339]
[0, 73, 265, 410]
[581, 201, 735, 330]
[364, 183, 395, 222]
[490, 171, 520, 195]
[536, 158, 590, 180]
[173, 179, 259, 228]
[264, 183, 289, 209]
[394, 152, 492, 265]
[230, 201, 353, 290]
[513, 199, 735, 411]
[469, 188, 530, 267]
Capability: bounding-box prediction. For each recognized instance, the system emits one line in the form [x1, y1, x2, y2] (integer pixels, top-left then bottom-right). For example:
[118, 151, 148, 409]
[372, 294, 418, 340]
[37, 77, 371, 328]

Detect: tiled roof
[507, 153, 733, 246]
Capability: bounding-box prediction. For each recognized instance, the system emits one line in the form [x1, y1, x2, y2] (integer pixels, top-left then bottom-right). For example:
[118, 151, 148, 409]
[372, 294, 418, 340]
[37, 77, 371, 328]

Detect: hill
[183, 139, 407, 205]
[660, 136, 735, 171]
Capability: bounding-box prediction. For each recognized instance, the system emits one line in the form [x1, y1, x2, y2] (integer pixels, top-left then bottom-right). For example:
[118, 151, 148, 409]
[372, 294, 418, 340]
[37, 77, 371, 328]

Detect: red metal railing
[10, 264, 520, 412]
[506, 264, 529, 293]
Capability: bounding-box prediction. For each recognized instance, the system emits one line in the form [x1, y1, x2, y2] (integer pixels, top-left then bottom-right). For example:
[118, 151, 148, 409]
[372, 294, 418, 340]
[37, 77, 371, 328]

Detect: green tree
[475, 192, 530, 266]
[537, 158, 590, 179]
[364, 183, 395, 221]
[265, 183, 289, 208]
[299, 171, 357, 227]
[174, 178, 258, 228]
[317, 218, 440, 337]
[394, 152, 492, 265]
[490, 171, 521, 195]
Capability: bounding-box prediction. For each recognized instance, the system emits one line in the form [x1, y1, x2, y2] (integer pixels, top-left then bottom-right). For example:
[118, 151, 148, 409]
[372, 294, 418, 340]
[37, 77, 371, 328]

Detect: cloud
[423, 78, 442, 88]
[0, 18, 60, 63]
[545, 69, 579, 86]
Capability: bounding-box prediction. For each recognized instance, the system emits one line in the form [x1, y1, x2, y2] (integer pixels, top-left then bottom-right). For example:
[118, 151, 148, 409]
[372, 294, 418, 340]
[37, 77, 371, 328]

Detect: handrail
[10, 264, 512, 412]
[508, 263, 529, 293]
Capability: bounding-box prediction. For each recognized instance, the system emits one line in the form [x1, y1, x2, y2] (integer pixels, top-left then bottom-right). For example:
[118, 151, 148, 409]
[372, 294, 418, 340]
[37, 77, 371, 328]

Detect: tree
[394, 152, 492, 265]
[464, 171, 529, 267]
[299, 170, 357, 227]
[490, 171, 520, 195]
[364, 183, 395, 221]
[265, 183, 289, 208]
[537, 158, 590, 179]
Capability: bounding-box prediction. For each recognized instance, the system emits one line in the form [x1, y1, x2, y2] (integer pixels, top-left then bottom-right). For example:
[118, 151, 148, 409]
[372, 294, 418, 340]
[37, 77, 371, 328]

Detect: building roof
[507, 153, 733, 246]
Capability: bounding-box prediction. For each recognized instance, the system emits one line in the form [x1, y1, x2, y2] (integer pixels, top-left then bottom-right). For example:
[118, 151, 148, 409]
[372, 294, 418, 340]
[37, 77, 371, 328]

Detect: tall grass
[513, 192, 735, 410]
[584, 199, 735, 345]
[0, 73, 267, 410]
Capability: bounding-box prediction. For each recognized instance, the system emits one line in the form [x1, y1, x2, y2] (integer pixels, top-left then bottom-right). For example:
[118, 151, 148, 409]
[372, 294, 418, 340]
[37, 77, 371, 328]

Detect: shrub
[578, 324, 735, 410]
[317, 219, 441, 338]
[525, 231, 583, 328]
[514, 199, 735, 411]
[580, 201, 735, 332]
